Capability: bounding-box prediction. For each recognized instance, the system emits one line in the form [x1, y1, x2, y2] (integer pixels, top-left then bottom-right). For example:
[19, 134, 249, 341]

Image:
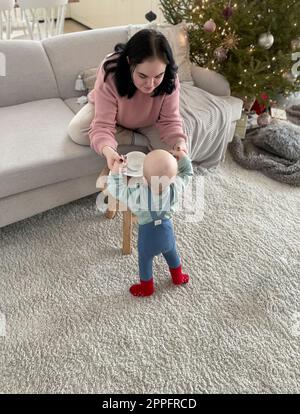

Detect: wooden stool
[97, 167, 136, 255]
[121, 202, 136, 255]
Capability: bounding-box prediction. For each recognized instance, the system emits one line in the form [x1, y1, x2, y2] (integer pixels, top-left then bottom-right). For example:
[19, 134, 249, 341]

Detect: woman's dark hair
[103, 29, 178, 98]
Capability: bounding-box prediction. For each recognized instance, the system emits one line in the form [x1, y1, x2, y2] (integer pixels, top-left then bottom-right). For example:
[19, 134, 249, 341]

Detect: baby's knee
[68, 117, 90, 146]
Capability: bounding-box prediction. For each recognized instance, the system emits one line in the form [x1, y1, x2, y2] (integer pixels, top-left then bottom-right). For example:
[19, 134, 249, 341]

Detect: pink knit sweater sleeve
[155, 75, 187, 148]
[89, 63, 118, 155]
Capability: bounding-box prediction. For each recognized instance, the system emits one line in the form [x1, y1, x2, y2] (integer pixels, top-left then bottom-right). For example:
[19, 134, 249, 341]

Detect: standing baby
[107, 149, 193, 297]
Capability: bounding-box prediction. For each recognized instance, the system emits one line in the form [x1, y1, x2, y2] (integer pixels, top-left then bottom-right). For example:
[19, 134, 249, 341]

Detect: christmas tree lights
[159, 0, 300, 105]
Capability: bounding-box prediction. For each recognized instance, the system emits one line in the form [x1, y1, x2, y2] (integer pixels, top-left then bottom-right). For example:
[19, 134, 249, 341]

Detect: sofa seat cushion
[0, 99, 101, 199]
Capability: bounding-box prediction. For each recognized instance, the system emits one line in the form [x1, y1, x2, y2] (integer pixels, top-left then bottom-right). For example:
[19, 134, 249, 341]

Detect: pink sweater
[88, 58, 187, 155]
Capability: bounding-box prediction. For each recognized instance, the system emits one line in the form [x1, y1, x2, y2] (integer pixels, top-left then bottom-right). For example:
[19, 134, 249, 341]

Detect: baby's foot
[169, 265, 190, 285]
[129, 279, 154, 297]
[172, 273, 189, 285]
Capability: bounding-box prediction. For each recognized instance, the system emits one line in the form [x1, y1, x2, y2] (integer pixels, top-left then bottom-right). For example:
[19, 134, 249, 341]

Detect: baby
[107, 149, 193, 297]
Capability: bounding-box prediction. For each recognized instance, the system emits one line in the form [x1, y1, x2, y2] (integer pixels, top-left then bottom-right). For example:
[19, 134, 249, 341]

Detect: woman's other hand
[170, 148, 188, 161]
[173, 139, 188, 155]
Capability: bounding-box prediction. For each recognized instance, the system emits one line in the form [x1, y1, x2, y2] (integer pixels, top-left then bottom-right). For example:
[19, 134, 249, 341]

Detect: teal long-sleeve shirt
[106, 156, 193, 225]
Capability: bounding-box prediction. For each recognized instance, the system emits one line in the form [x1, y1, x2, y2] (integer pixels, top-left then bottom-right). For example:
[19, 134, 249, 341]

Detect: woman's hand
[170, 148, 187, 161]
[173, 139, 188, 155]
[111, 157, 126, 174]
[102, 146, 126, 170]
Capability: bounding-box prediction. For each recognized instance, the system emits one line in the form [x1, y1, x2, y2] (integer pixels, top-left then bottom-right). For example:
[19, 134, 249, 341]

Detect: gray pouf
[228, 121, 300, 186]
[251, 122, 300, 161]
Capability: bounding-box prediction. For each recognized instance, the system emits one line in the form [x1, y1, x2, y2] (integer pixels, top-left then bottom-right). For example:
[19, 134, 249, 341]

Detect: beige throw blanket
[179, 83, 233, 168]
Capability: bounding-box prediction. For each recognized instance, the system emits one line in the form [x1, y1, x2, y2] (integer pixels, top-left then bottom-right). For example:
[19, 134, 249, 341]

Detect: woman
[68, 29, 188, 169]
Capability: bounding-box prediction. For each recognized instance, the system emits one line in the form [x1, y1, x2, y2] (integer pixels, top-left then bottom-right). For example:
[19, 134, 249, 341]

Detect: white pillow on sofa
[127, 22, 194, 84]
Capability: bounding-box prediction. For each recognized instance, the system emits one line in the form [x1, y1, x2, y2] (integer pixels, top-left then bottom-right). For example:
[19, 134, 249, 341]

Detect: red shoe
[169, 265, 189, 285]
[129, 279, 154, 297]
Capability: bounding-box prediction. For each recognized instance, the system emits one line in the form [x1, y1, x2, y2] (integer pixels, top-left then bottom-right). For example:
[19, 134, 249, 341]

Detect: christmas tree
[159, 0, 300, 107]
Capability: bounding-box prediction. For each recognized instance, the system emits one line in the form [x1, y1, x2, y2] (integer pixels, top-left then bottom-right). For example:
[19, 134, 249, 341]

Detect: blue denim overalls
[137, 186, 181, 280]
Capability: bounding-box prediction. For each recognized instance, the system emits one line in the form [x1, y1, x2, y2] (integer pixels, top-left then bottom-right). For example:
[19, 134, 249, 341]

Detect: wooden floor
[64, 19, 90, 33]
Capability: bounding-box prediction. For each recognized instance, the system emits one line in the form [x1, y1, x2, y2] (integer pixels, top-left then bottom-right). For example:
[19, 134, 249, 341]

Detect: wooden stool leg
[105, 194, 118, 220]
[123, 209, 133, 255]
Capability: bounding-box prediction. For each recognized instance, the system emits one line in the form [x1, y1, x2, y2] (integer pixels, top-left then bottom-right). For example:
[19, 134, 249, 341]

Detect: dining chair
[0, 0, 14, 39]
[18, 0, 68, 40]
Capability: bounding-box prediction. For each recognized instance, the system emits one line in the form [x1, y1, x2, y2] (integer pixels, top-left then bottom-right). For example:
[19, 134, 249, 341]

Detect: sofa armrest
[191, 64, 231, 97]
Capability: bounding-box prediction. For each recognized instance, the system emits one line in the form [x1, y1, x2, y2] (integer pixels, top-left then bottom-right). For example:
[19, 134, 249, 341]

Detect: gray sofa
[0, 26, 242, 228]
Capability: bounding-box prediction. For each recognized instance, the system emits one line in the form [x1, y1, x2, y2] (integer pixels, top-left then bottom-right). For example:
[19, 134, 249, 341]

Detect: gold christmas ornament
[222, 32, 240, 49]
[258, 32, 274, 49]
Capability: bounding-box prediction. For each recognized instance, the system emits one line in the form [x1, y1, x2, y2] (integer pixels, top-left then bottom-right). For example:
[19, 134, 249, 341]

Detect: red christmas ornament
[252, 93, 269, 115]
[261, 93, 268, 101]
[223, 5, 233, 20]
[252, 100, 266, 115]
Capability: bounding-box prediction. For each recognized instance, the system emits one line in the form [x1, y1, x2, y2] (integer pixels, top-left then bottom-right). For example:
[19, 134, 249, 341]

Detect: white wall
[66, 4, 71, 18]
[69, 0, 165, 28]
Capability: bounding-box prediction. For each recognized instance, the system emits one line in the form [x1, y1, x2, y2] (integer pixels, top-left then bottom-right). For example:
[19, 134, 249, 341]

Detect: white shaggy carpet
[0, 151, 299, 394]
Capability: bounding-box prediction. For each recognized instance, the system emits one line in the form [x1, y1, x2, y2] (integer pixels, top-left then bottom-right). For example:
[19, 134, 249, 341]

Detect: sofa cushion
[42, 26, 128, 100]
[0, 40, 59, 108]
[0, 99, 102, 199]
